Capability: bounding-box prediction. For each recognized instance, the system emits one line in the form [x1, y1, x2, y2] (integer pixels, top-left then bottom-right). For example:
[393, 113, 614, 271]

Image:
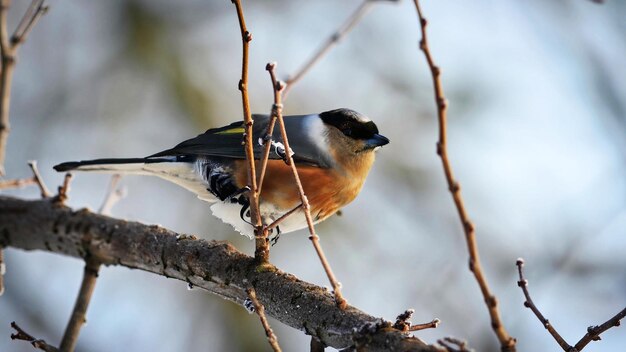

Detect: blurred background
[1, 0, 625, 351]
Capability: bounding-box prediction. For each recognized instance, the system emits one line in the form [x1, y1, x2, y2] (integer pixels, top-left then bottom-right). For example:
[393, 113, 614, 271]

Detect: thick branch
[0, 196, 439, 352]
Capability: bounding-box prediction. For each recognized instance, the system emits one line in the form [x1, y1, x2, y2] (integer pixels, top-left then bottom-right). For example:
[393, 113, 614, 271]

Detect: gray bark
[0, 196, 440, 351]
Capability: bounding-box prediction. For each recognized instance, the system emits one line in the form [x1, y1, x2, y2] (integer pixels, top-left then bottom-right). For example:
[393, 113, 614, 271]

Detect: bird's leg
[238, 198, 252, 225]
[229, 185, 251, 203]
[269, 226, 281, 246]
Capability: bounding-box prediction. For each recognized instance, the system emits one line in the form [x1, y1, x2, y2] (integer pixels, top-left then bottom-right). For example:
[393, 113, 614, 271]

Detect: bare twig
[255, 62, 280, 196]
[574, 307, 626, 350]
[0, 0, 48, 176]
[230, 0, 266, 262]
[98, 174, 125, 215]
[59, 257, 101, 352]
[11, 0, 47, 46]
[0, 176, 36, 189]
[10, 321, 58, 352]
[437, 337, 470, 352]
[412, 2, 516, 350]
[54, 172, 72, 204]
[246, 287, 282, 352]
[267, 64, 346, 309]
[265, 203, 303, 232]
[58, 176, 122, 351]
[517, 258, 625, 351]
[27, 160, 51, 198]
[409, 319, 441, 332]
[393, 309, 440, 332]
[516, 258, 570, 350]
[283, 0, 391, 99]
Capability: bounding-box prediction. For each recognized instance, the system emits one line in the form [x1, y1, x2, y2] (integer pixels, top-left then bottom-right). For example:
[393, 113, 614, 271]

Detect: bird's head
[320, 108, 389, 155]
[317, 108, 389, 175]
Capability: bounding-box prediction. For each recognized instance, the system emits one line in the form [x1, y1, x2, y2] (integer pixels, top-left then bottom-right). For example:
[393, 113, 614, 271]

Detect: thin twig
[0, 176, 36, 189]
[437, 337, 470, 352]
[409, 319, 441, 332]
[11, 0, 47, 46]
[59, 256, 101, 352]
[265, 203, 303, 232]
[267, 64, 347, 309]
[54, 172, 72, 204]
[412, 2, 516, 350]
[0, 0, 48, 176]
[574, 308, 626, 351]
[283, 0, 380, 99]
[0, 0, 13, 177]
[98, 174, 125, 215]
[27, 160, 51, 198]
[515, 258, 570, 350]
[10, 321, 58, 352]
[393, 309, 440, 332]
[246, 287, 282, 352]
[517, 258, 625, 351]
[230, 0, 266, 262]
[573, 307, 626, 350]
[255, 62, 280, 196]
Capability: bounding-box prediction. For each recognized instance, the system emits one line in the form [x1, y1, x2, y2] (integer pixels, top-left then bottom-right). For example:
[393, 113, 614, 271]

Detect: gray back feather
[148, 114, 333, 168]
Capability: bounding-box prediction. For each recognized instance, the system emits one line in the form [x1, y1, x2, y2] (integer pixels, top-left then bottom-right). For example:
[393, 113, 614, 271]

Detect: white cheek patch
[303, 114, 331, 155]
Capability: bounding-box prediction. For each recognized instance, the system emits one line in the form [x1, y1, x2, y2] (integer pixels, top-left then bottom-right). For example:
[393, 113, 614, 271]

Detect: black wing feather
[148, 114, 331, 168]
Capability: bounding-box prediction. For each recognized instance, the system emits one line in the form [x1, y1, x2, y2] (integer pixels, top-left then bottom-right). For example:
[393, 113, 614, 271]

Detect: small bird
[54, 108, 389, 238]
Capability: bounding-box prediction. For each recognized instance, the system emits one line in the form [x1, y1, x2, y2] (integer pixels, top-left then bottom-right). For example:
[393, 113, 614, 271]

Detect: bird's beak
[365, 134, 390, 149]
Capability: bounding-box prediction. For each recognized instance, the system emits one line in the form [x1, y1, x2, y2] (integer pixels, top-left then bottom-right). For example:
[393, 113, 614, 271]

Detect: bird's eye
[342, 128, 352, 137]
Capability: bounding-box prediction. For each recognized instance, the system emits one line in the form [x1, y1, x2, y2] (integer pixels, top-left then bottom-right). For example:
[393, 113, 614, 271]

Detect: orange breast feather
[234, 160, 365, 221]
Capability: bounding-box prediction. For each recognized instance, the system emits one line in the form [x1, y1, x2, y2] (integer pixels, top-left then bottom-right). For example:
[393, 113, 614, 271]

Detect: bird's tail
[53, 158, 173, 174]
[53, 156, 214, 201]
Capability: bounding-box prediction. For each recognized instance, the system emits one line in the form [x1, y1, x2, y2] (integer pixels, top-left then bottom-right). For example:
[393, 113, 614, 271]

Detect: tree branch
[246, 286, 282, 352]
[0, 195, 440, 352]
[282, 0, 398, 99]
[0, 176, 36, 189]
[517, 258, 625, 351]
[574, 307, 626, 351]
[59, 257, 101, 352]
[267, 64, 346, 309]
[0, 0, 48, 176]
[230, 0, 267, 263]
[27, 160, 51, 198]
[411, 2, 516, 351]
[10, 321, 58, 352]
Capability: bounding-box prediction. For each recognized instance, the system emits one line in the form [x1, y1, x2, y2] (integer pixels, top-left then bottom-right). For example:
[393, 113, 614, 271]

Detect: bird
[54, 108, 389, 239]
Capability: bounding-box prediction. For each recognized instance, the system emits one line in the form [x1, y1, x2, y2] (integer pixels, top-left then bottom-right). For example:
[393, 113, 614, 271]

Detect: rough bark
[0, 196, 440, 352]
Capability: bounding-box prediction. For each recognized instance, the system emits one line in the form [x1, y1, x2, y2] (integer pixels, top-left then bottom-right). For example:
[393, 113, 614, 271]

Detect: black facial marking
[319, 108, 379, 140]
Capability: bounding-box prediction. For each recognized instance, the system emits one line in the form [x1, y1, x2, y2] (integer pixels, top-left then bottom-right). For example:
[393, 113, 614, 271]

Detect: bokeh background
[1, 0, 625, 351]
